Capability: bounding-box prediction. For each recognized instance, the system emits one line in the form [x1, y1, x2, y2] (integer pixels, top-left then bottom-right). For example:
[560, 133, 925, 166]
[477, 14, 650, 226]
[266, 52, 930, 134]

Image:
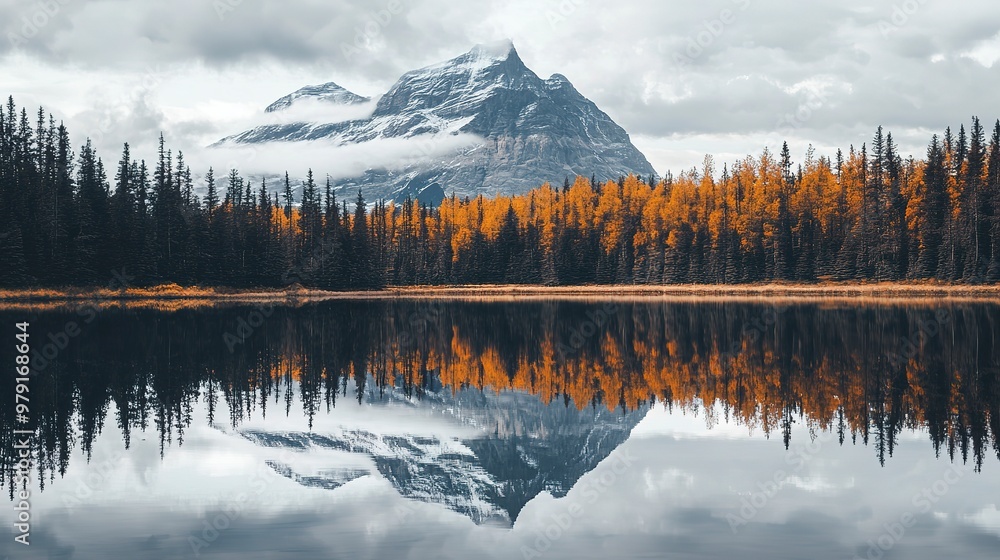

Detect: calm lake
[2, 299, 999, 559]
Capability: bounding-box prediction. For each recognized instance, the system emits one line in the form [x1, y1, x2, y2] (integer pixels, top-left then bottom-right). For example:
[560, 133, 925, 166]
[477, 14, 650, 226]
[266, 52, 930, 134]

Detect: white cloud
[198, 133, 484, 182]
[960, 31, 1000, 67]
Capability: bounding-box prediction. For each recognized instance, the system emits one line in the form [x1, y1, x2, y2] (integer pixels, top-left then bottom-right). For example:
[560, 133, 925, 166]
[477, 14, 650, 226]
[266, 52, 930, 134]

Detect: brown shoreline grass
[0, 281, 997, 312]
[386, 281, 1000, 296]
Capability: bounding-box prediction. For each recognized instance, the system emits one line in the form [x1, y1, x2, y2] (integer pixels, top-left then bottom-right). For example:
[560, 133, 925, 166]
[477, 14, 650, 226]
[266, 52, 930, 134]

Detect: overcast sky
[3, 0, 1000, 178]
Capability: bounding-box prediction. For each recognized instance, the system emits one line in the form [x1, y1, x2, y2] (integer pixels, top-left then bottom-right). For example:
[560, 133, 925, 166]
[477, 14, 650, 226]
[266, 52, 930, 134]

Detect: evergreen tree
[350, 190, 373, 288]
[917, 136, 947, 278]
[283, 171, 293, 219]
[776, 142, 795, 280]
[112, 143, 136, 270]
[204, 167, 218, 218]
[76, 138, 111, 281]
[988, 121, 1000, 280]
[299, 169, 323, 280]
[964, 117, 989, 280]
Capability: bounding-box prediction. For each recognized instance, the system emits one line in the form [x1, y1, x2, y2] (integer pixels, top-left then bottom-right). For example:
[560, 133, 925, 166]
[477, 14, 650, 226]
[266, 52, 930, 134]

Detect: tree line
[1, 95, 999, 288]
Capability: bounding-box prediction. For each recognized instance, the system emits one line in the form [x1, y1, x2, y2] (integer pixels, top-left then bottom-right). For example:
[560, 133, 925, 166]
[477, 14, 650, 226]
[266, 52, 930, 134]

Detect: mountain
[216, 40, 656, 203]
[264, 81, 370, 113]
[237, 374, 646, 525]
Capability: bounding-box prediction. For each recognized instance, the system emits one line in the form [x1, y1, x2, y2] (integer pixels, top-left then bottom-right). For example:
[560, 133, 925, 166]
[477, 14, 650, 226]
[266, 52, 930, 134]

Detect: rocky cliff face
[216, 40, 655, 203]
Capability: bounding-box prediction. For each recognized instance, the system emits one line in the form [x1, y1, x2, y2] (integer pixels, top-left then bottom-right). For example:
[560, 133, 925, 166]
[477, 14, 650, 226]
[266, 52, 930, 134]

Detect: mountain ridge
[217, 40, 656, 203]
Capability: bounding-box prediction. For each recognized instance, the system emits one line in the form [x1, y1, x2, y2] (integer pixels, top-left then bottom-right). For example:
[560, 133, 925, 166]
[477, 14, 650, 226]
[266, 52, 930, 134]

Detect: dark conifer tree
[964, 117, 989, 280]
[988, 121, 1000, 280]
[112, 143, 136, 271]
[350, 190, 373, 288]
[884, 133, 907, 278]
[76, 139, 111, 282]
[916, 136, 946, 278]
[776, 142, 795, 280]
[283, 171, 293, 219]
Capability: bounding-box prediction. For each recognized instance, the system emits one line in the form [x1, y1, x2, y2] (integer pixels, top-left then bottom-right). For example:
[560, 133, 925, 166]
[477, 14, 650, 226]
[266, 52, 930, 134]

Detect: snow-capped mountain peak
[264, 81, 370, 113]
[469, 38, 516, 60]
[421, 39, 519, 72]
[216, 41, 655, 202]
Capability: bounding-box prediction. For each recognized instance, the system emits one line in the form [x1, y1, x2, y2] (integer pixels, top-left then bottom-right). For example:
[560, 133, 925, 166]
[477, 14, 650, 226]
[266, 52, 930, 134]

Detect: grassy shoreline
[0, 282, 998, 311]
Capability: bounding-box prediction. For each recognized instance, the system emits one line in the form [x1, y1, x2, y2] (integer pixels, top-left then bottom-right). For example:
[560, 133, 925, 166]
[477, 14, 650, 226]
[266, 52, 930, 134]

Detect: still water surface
[1, 299, 999, 559]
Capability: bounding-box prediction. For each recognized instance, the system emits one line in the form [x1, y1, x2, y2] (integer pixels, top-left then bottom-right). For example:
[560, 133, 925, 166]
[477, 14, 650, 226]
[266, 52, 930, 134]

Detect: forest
[1, 95, 999, 288]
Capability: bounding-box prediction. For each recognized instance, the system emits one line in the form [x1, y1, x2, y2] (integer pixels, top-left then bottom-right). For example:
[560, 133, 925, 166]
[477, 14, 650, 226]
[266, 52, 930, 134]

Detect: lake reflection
[2, 299, 999, 559]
